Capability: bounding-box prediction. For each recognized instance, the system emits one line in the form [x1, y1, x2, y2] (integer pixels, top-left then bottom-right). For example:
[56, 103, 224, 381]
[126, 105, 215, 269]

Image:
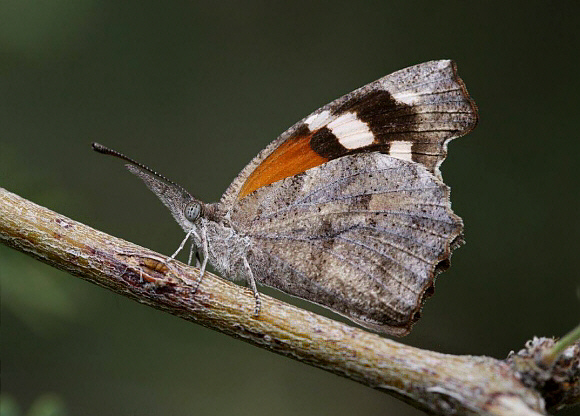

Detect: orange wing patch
[238, 134, 329, 199]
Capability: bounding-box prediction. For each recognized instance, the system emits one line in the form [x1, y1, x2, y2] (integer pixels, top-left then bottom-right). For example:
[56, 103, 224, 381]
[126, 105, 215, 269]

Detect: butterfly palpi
[93, 59, 478, 336]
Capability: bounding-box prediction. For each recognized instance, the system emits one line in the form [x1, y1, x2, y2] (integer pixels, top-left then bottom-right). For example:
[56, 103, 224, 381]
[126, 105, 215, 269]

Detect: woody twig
[1, 187, 578, 416]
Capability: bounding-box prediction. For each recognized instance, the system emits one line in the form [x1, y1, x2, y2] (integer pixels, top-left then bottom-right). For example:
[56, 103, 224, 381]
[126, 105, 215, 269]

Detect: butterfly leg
[163, 228, 200, 280]
[192, 226, 208, 294]
[242, 256, 261, 316]
[187, 238, 196, 266]
[169, 228, 197, 260]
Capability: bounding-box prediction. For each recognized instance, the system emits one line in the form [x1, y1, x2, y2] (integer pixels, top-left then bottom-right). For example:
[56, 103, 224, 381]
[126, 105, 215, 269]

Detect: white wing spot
[392, 91, 421, 105]
[305, 110, 333, 130]
[389, 141, 413, 162]
[327, 112, 374, 149]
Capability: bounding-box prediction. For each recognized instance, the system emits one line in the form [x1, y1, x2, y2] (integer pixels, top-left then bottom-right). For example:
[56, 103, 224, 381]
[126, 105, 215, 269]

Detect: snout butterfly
[93, 60, 478, 336]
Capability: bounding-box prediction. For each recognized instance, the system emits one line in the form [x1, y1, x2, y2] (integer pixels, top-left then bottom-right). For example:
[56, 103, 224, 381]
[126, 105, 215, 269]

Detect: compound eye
[184, 202, 201, 222]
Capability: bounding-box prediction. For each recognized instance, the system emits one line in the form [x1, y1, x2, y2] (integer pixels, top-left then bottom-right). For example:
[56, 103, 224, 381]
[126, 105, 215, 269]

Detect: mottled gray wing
[230, 152, 462, 335]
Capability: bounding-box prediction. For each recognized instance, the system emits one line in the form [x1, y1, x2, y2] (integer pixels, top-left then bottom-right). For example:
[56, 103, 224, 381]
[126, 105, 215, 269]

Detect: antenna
[91, 142, 183, 189]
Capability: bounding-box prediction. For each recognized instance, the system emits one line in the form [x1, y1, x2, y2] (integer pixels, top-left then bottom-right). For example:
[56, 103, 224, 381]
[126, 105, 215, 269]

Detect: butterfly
[93, 59, 478, 336]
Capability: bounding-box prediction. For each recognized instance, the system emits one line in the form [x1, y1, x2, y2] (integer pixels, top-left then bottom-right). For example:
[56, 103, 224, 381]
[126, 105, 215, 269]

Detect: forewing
[221, 59, 477, 207]
[230, 152, 462, 335]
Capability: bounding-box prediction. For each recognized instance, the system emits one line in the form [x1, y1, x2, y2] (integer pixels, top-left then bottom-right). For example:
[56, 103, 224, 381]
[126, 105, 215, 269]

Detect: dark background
[1, 2, 578, 415]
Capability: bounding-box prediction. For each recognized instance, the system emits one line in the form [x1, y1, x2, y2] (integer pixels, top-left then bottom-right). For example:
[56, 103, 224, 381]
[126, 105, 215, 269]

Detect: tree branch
[1, 187, 578, 415]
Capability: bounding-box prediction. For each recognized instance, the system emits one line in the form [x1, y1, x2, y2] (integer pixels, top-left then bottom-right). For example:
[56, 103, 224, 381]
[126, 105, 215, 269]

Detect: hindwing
[229, 152, 462, 335]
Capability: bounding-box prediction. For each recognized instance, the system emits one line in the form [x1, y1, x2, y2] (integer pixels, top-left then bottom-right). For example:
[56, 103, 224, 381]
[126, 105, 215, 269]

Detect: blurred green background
[1, 1, 579, 415]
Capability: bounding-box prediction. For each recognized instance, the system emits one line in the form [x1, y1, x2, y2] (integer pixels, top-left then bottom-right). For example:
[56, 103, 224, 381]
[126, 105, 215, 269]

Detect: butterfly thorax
[200, 213, 252, 282]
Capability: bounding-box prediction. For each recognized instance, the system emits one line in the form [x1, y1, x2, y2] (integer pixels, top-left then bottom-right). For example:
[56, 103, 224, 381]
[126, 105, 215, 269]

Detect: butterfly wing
[229, 152, 462, 335]
[220, 59, 477, 208]
[219, 60, 476, 335]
